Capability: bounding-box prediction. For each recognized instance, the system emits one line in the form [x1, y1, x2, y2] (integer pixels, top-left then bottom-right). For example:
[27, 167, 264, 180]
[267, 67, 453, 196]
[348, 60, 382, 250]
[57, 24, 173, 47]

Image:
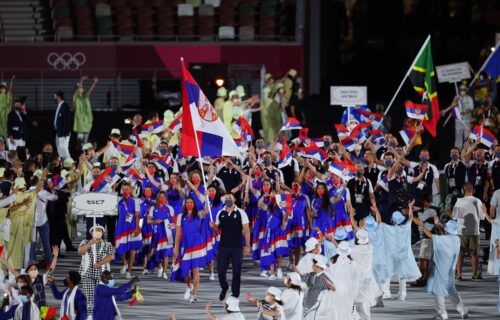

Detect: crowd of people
[0, 67, 498, 320]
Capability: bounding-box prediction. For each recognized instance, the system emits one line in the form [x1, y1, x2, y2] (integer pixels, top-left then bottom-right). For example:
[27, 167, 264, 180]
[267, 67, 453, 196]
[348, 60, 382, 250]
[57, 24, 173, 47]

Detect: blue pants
[30, 222, 52, 263]
[217, 247, 243, 298]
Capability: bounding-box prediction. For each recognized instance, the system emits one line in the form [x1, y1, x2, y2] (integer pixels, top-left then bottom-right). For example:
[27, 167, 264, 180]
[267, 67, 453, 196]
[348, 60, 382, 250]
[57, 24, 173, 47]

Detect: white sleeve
[367, 180, 374, 193]
[0, 194, 16, 208]
[293, 158, 300, 173]
[431, 165, 439, 179]
[240, 209, 249, 224]
[134, 198, 141, 212]
[409, 161, 419, 169]
[345, 188, 351, 201]
[215, 211, 222, 225]
[176, 213, 183, 226]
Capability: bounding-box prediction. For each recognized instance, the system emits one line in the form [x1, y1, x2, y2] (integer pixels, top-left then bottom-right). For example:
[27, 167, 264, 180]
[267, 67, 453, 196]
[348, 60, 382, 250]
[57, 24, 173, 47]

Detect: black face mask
[356, 171, 363, 178]
[323, 141, 330, 147]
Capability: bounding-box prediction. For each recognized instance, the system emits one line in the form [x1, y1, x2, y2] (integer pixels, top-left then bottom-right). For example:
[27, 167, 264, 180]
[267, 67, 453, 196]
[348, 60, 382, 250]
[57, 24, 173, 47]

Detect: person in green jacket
[73, 76, 97, 145]
[0, 76, 14, 140]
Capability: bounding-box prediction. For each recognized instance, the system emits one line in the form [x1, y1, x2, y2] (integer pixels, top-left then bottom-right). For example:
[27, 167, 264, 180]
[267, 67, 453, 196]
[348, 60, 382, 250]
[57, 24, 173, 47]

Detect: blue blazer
[55, 101, 72, 137]
[7, 110, 29, 140]
[49, 283, 87, 320]
[93, 283, 133, 320]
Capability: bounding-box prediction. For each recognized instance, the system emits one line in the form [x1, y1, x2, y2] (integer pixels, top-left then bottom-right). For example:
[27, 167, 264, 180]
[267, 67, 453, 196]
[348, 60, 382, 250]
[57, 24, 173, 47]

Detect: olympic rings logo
[47, 52, 86, 71]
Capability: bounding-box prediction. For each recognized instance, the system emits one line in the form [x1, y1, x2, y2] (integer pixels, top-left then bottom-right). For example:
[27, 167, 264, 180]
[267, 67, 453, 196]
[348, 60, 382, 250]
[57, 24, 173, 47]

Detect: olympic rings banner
[0, 43, 303, 78]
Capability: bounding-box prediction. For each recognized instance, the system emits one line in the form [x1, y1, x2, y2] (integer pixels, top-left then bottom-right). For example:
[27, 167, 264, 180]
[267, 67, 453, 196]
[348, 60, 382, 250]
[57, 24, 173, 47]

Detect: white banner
[435, 62, 471, 83]
[330, 86, 367, 106]
[72, 192, 118, 217]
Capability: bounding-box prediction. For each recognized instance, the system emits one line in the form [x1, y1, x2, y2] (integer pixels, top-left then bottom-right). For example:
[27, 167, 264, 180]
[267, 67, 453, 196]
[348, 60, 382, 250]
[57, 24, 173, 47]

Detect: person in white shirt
[442, 84, 475, 149]
[205, 296, 246, 320]
[297, 237, 321, 274]
[245, 286, 285, 320]
[452, 182, 490, 280]
[281, 272, 305, 320]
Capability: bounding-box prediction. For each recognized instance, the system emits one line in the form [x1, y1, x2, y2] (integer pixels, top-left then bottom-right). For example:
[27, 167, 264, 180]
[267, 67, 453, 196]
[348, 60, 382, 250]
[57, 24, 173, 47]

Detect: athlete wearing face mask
[94, 270, 139, 320]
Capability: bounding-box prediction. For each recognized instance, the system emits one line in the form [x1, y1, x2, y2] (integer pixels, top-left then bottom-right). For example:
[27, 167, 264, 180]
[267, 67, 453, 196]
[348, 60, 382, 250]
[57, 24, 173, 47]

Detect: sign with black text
[72, 192, 118, 217]
[436, 62, 471, 83]
[330, 86, 367, 106]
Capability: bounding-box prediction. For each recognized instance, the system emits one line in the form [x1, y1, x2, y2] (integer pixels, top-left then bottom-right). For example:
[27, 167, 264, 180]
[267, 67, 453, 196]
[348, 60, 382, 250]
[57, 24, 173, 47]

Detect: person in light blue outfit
[415, 219, 469, 320]
[381, 204, 421, 301]
[364, 211, 390, 289]
[487, 218, 500, 312]
[323, 226, 347, 260]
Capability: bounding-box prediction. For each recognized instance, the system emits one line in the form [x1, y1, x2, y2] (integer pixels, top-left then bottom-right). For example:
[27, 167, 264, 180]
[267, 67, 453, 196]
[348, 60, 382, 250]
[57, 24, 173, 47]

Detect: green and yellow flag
[409, 38, 440, 137]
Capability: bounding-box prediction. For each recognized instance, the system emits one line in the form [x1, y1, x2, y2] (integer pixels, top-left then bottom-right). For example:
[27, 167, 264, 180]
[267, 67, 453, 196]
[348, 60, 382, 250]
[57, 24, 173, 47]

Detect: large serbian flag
[180, 58, 240, 157]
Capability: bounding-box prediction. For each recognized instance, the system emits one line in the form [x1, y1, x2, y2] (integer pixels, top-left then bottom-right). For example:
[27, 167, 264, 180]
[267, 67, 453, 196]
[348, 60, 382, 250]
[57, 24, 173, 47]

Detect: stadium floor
[43, 222, 499, 320]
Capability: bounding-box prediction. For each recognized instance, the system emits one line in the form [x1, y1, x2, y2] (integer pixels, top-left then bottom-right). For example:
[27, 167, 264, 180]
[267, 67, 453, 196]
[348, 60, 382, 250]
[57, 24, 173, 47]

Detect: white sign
[72, 192, 118, 217]
[330, 86, 367, 106]
[436, 62, 471, 83]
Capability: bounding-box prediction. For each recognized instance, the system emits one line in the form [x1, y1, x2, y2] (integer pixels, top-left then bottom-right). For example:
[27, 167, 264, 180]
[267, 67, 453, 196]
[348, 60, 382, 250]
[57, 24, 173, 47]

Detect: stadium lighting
[492, 46, 496, 52]
[215, 77, 225, 87]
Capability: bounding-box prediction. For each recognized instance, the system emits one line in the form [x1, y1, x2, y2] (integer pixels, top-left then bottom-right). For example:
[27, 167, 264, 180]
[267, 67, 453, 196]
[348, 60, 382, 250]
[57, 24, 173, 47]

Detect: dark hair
[289, 284, 302, 292]
[208, 184, 222, 207]
[182, 196, 199, 219]
[16, 275, 32, 288]
[20, 285, 33, 296]
[101, 270, 112, 283]
[68, 271, 81, 286]
[450, 146, 460, 153]
[3, 169, 14, 180]
[55, 91, 64, 100]
[16, 147, 28, 162]
[154, 190, 167, 210]
[331, 254, 353, 264]
[315, 182, 331, 212]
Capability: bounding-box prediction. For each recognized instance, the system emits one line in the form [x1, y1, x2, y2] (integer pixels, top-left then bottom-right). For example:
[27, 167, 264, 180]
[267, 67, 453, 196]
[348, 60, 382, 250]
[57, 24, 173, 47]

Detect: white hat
[82, 143, 93, 151]
[356, 229, 369, 245]
[14, 177, 26, 189]
[288, 68, 297, 77]
[89, 224, 105, 233]
[92, 162, 101, 168]
[275, 82, 284, 89]
[63, 157, 74, 168]
[313, 254, 328, 269]
[266, 286, 282, 301]
[33, 169, 43, 179]
[110, 128, 121, 136]
[0, 168, 4, 178]
[264, 73, 272, 81]
[217, 87, 227, 97]
[225, 296, 240, 312]
[228, 90, 238, 98]
[236, 85, 246, 98]
[337, 241, 350, 256]
[287, 272, 305, 288]
[305, 237, 319, 252]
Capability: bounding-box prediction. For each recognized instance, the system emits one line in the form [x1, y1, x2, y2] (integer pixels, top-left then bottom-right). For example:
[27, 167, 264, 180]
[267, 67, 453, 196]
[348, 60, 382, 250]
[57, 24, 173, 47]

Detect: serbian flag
[340, 135, 357, 152]
[153, 155, 174, 173]
[309, 138, 324, 148]
[277, 136, 293, 168]
[180, 58, 240, 157]
[355, 121, 371, 134]
[275, 193, 293, 216]
[404, 101, 428, 120]
[399, 128, 416, 146]
[127, 168, 144, 181]
[451, 107, 462, 121]
[298, 128, 309, 143]
[51, 174, 66, 190]
[91, 167, 113, 191]
[481, 127, 496, 147]
[111, 140, 135, 156]
[296, 144, 328, 161]
[329, 162, 354, 182]
[281, 117, 302, 131]
[334, 124, 349, 139]
[142, 120, 165, 134]
[370, 129, 384, 143]
[233, 117, 254, 142]
[358, 110, 383, 127]
[120, 153, 137, 172]
[168, 113, 182, 132]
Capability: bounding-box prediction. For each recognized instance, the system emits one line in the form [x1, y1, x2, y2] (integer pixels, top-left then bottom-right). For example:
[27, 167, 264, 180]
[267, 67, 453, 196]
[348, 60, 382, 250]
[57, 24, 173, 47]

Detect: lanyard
[447, 163, 457, 177]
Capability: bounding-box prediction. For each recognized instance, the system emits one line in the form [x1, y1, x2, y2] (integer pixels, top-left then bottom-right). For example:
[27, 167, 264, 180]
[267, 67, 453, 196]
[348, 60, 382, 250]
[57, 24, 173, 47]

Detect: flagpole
[468, 41, 500, 89]
[181, 57, 214, 222]
[384, 35, 432, 116]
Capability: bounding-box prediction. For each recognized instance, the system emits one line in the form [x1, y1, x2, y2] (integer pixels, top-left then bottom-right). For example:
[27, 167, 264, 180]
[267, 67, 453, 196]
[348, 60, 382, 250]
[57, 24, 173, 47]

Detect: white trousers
[56, 135, 70, 159]
[356, 302, 371, 320]
[7, 138, 25, 150]
[434, 293, 467, 319]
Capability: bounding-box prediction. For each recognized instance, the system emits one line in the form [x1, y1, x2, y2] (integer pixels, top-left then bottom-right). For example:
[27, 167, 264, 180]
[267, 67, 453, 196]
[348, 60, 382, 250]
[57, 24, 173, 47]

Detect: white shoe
[382, 291, 392, 299]
[209, 273, 216, 280]
[277, 268, 283, 279]
[268, 274, 277, 280]
[162, 272, 168, 279]
[260, 271, 268, 277]
[125, 272, 131, 279]
[190, 295, 197, 303]
[184, 287, 192, 300]
[120, 266, 127, 275]
[142, 269, 149, 275]
[157, 268, 163, 278]
[434, 314, 448, 320]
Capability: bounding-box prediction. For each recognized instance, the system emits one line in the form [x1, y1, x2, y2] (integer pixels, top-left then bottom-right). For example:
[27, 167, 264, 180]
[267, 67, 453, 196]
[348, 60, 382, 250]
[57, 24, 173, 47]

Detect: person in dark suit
[6, 96, 29, 151]
[54, 91, 72, 159]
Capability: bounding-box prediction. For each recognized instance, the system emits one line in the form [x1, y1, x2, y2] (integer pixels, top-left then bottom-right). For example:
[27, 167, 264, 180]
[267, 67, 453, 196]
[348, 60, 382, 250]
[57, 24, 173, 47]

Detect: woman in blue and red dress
[166, 172, 185, 219]
[289, 180, 311, 266]
[244, 165, 264, 227]
[171, 196, 207, 303]
[148, 191, 176, 279]
[310, 182, 334, 250]
[185, 171, 205, 211]
[251, 179, 272, 263]
[139, 186, 155, 275]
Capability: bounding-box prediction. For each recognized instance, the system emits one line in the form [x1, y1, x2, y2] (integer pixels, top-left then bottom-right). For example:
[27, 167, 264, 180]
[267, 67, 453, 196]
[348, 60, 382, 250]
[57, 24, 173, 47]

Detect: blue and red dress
[115, 197, 143, 258]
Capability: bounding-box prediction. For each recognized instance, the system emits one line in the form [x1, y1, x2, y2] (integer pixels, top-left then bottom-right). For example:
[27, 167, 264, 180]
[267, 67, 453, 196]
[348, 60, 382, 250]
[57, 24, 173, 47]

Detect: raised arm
[87, 77, 98, 97]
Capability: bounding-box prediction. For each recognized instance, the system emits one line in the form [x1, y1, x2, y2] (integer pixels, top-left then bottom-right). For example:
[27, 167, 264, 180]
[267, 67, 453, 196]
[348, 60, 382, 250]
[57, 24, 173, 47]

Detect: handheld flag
[111, 140, 135, 156]
[180, 58, 240, 157]
[329, 162, 354, 182]
[277, 135, 293, 168]
[358, 110, 383, 127]
[451, 107, 462, 121]
[296, 143, 328, 162]
[399, 128, 416, 146]
[275, 193, 293, 216]
[141, 120, 165, 134]
[408, 38, 440, 136]
[404, 101, 428, 120]
[369, 129, 384, 143]
[298, 128, 309, 143]
[168, 113, 182, 132]
[280, 117, 302, 131]
[484, 43, 500, 82]
[334, 124, 349, 140]
[233, 117, 254, 142]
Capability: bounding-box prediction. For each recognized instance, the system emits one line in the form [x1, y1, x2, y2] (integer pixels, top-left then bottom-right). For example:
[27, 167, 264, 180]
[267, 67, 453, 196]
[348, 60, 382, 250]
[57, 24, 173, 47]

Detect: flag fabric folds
[141, 120, 165, 134]
[233, 117, 254, 142]
[280, 117, 302, 131]
[277, 135, 293, 168]
[404, 101, 428, 120]
[275, 193, 293, 216]
[484, 44, 500, 82]
[168, 113, 182, 132]
[329, 162, 354, 182]
[399, 128, 416, 146]
[408, 39, 440, 137]
[180, 58, 240, 157]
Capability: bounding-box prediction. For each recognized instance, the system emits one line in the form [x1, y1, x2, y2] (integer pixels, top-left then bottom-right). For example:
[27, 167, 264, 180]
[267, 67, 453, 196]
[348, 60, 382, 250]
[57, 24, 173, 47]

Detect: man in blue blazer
[54, 91, 72, 159]
[6, 96, 29, 150]
[93, 271, 138, 320]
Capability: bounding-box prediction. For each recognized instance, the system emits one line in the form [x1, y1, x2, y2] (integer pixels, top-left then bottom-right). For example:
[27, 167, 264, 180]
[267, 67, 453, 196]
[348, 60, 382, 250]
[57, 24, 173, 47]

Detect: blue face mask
[225, 199, 234, 207]
[19, 295, 28, 303]
[420, 156, 429, 163]
[263, 158, 271, 166]
[159, 148, 168, 156]
[384, 160, 393, 167]
[256, 143, 264, 149]
[388, 142, 397, 148]
[110, 164, 118, 171]
[107, 279, 115, 288]
[451, 154, 459, 161]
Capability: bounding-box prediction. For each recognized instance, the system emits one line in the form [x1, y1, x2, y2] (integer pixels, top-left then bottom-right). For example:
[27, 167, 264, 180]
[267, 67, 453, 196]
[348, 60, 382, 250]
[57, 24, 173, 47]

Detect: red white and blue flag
[277, 136, 293, 168]
[405, 101, 428, 120]
[168, 113, 182, 132]
[296, 143, 328, 162]
[309, 138, 324, 148]
[275, 193, 293, 216]
[471, 124, 496, 147]
[341, 127, 366, 151]
[280, 117, 302, 131]
[298, 128, 309, 144]
[51, 174, 67, 190]
[399, 128, 416, 146]
[451, 107, 462, 121]
[120, 154, 137, 172]
[233, 117, 254, 142]
[358, 110, 383, 127]
[370, 129, 384, 144]
[141, 120, 165, 134]
[91, 167, 119, 192]
[329, 161, 355, 182]
[154, 155, 174, 173]
[180, 59, 240, 157]
[111, 140, 135, 156]
[334, 124, 349, 140]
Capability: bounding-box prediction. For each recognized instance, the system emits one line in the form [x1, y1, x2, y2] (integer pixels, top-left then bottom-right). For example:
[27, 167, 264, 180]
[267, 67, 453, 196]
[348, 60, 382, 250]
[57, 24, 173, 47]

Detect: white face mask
[92, 231, 103, 240]
[28, 270, 38, 279]
[16, 282, 24, 289]
[264, 295, 273, 303]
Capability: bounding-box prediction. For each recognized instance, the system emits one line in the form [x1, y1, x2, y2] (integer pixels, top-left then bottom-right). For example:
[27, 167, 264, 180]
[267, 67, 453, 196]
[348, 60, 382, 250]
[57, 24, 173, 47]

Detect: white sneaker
[268, 274, 277, 280]
[190, 295, 197, 303]
[260, 271, 268, 277]
[157, 268, 163, 278]
[125, 272, 131, 279]
[184, 287, 192, 300]
[120, 266, 127, 275]
[142, 269, 149, 275]
[277, 268, 283, 279]
[209, 273, 216, 280]
[162, 272, 168, 279]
